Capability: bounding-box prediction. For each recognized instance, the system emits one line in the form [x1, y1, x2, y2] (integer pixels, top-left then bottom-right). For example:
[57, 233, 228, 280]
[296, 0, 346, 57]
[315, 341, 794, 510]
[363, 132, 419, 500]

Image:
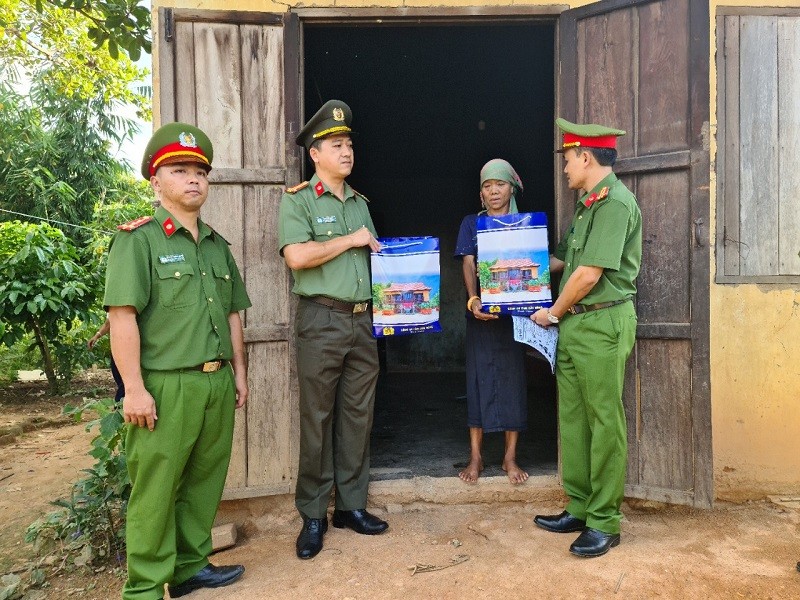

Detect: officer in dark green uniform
[531, 118, 642, 558]
[105, 123, 251, 599]
[278, 100, 388, 560]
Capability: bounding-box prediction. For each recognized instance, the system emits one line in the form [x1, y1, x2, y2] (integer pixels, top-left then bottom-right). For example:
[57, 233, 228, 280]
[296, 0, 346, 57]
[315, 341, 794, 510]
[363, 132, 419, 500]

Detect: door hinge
[164, 8, 174, 43]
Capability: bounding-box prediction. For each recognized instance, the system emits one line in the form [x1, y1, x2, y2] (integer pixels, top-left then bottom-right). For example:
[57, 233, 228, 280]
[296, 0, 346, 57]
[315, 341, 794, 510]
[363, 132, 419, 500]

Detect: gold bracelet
[467, 296, 481, 311]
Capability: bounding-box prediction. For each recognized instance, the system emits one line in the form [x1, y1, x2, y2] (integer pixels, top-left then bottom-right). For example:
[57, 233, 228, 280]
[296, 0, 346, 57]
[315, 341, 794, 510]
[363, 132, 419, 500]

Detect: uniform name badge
[370, 237, 441, 338]
[159, 254, 186, 264]
[476, 212, 553, 316]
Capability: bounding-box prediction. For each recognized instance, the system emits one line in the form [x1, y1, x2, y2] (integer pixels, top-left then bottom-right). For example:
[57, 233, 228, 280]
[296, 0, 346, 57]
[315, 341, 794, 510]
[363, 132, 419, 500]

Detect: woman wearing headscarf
[454, 159, 529, 485]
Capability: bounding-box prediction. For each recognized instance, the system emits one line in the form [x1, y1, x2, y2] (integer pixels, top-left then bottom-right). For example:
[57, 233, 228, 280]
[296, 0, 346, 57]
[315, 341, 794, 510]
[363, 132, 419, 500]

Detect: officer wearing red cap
[530, 118, 642, 558]
[105, 122, 251, 599]
[278, 100, 388, 560]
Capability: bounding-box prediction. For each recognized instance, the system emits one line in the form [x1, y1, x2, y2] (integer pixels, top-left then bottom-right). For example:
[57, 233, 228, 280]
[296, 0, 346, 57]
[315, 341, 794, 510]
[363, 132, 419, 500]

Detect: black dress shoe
[167, 564, 245, 597]
[332, 509, 388, 535]
[569, 527, 620, 558]
[296, 517, 328, 559]
[533, 510, 586, 533]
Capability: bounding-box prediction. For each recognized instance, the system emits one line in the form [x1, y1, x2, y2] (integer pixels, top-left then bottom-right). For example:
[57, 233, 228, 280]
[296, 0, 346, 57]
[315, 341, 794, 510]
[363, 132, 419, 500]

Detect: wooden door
[557, 0, 712, 507]
[158, 8, 302, 499]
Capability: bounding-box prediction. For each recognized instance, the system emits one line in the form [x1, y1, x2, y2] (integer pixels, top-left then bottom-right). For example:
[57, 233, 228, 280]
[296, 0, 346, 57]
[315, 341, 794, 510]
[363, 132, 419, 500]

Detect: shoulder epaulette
[286, 181, 309, 194]
[117, 216, 154, 231]
[351, 187, 370, 203]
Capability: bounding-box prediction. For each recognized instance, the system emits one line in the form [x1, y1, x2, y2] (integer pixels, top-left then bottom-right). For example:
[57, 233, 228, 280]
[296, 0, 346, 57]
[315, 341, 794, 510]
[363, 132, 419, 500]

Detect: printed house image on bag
[370, 237, 441, 337]
[477, 212, 553, 316]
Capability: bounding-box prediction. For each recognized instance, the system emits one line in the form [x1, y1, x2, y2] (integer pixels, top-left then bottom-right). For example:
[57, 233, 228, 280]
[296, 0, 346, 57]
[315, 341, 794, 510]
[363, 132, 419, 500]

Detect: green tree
[1, 0, 151, 61]
[372, 282, 390, 310]
[0, 221, 96, 393]
[477, 260, 495, 290]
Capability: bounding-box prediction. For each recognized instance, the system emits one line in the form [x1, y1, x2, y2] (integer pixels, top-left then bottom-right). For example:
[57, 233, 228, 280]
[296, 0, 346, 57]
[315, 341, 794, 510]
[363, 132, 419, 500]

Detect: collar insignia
[162, 217, 177, 236]
[314, 181, 325, 197]
[585, 186, 609, 208]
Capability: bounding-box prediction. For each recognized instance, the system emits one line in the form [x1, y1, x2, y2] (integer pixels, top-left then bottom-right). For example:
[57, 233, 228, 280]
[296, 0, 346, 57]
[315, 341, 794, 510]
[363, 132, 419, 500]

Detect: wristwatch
[546, 310, 560, 324]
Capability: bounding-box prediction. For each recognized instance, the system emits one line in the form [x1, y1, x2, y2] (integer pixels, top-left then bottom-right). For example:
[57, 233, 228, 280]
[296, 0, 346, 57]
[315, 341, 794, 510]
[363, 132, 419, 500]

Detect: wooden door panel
[158, 9, 299, 499]
[559, 0, 711, 507]
[636, 170, 691, 324]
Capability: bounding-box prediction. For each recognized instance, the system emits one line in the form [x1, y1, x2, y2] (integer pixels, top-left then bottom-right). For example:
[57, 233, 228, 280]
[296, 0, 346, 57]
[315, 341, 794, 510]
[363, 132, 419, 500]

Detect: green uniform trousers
[294, 298, 379, 519]
[122, 366, 235, 600]
[556, 301, 637, 535]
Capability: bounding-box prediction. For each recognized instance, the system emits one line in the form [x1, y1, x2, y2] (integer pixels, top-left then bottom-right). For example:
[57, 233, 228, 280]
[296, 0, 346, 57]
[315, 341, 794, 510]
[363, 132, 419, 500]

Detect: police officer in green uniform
[105, 123, 251, 598]
[531, 118, 642, 558]
[278, 100, 388, 560]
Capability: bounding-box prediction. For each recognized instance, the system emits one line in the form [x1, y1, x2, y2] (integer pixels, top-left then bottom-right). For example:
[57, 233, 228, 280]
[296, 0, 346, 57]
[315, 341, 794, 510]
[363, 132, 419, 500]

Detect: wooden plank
[294, 6, 567, 20]
[157, 8, 176, 124]
[636, 323, 691, 339]
[224, 403, 247, 490]
[171, 9, 283, 25]
[614, 150, 690, 175]
[739, 16, 778, 276]
[583, 8, 636, 158]
[222, 482, 292, 501]
[246, 342, 292, 486]
[193, 23, 243, 169]
[202, 185, 245, 268]
[687, 0, 712, 509]
[778, 17, 800, 275]
[209, 168, 286, 184]
[243, 325, 291, 344]
[244, 186, 291, 328]
[636, 170, 691, 325]
[637, 340, 693, 490]
[721, 15, 741, 277]
[624, 484, 695, 505]
[638, 0, 690, 154]
[174, 21, 197, 124]
[284, 11, 303, 185]
[242, 25, 285, 169]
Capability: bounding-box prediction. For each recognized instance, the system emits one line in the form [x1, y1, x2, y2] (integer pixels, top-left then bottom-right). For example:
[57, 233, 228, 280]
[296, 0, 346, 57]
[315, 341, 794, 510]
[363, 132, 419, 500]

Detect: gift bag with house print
[476, 212, 553, 316]
[370, 237, 441, 337]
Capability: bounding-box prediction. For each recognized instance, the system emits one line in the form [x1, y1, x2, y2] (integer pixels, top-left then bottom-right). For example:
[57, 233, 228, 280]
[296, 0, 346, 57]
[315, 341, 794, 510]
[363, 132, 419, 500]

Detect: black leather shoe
[332, 509, 388, 535]
[167, 564, 245, 597]
[569, 527, 620, 558]
[534, 510, 586, 533]
[296, 517, 328, 559]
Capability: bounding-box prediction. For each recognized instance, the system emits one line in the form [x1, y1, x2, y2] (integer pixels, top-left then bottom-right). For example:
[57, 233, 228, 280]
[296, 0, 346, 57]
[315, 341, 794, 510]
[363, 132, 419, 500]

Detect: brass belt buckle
[353, 302, 368, 313]
[202, 361, 221, 373]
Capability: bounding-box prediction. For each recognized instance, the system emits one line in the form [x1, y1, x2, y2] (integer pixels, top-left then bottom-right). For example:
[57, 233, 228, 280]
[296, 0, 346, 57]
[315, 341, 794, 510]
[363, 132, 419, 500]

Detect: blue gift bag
[476, 212, 553, 316]
[370, 237, 441, 337]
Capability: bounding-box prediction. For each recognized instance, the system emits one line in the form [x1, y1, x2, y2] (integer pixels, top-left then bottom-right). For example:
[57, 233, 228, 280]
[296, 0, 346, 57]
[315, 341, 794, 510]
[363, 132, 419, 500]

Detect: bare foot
[502, 459, 529, 485]
[458, 458, 484, 483]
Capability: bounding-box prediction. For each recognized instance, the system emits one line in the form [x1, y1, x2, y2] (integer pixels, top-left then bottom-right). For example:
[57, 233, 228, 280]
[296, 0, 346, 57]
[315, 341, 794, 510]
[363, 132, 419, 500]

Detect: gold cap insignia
[332, 108, 345, 122]
[179, 132, 197, 148]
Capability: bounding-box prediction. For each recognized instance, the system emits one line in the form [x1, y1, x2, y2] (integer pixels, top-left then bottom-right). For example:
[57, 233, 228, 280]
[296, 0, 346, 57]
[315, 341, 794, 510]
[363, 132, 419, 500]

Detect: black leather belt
[186, 360, 227, 373]
[307, 295, 370, 313]
[568, 298, 630, 315]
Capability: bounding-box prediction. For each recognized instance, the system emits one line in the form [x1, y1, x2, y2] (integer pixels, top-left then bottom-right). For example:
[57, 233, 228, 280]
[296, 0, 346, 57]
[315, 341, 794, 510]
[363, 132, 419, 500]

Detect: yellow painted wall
[708, 0, 800, 501]
[150, 0, 800, 499]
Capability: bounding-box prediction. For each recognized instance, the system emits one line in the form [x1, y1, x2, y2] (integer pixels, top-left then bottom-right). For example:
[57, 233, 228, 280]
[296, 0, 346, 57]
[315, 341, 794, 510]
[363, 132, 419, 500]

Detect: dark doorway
[303, 22, 558, 478]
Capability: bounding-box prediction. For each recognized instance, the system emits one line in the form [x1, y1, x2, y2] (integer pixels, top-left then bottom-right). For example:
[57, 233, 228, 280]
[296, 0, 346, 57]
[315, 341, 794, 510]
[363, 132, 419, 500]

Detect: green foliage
[0, 221, 96, 392]
[0, 0, 150, 63]
[372, 282, 391, 310]
[477, 260, 495, 290]
[430, 291, 440, 309]
[0, 333, 35, 384]
[26, 397, 129, 568]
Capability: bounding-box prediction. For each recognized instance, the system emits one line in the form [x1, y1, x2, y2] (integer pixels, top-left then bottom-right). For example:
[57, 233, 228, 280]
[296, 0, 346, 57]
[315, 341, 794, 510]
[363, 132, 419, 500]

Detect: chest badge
[316, 216, 337, 224]
[159, 254, 186, 264]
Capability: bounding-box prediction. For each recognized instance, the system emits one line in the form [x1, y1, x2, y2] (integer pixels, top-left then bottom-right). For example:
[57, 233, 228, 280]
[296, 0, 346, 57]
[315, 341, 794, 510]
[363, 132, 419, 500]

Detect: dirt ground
[2, 375, 800, 599]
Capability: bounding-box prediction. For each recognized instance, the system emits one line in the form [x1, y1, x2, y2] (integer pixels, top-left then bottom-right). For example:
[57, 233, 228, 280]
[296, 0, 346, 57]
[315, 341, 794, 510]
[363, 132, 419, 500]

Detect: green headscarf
[479, 158, 523, 215]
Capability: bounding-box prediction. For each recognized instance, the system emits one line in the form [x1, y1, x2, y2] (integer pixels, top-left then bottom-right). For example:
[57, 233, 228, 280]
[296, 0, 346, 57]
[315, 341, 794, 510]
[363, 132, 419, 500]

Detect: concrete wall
[150, 0, 800, 499]
[708, 0, 800, 501]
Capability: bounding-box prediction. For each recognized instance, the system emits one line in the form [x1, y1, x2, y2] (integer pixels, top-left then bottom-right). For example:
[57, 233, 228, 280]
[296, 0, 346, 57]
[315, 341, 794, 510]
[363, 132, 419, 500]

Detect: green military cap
[296, 100, 353, 149]
[555, 117, 626, 152]
[140, 122, 214, 180]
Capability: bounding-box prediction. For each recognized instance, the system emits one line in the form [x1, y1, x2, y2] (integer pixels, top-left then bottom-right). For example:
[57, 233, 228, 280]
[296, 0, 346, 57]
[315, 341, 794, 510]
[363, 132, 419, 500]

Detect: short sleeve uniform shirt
[103, 206, 251, 371]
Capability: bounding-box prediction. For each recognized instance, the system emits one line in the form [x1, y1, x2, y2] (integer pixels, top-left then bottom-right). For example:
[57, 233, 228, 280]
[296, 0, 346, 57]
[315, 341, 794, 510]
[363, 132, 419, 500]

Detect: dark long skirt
[464, 314, 527, 432]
